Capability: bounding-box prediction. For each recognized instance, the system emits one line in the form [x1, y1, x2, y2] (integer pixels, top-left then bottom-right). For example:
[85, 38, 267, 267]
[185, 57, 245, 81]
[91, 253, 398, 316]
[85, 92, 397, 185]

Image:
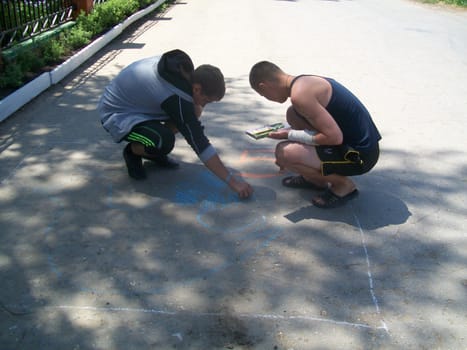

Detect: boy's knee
[276, 141, 307, 166]
[146, 128, 175, 155]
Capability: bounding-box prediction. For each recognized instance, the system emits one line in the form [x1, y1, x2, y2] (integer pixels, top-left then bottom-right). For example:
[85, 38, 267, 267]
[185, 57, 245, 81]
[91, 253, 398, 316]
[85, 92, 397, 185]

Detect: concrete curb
[0, 0, 167, 123]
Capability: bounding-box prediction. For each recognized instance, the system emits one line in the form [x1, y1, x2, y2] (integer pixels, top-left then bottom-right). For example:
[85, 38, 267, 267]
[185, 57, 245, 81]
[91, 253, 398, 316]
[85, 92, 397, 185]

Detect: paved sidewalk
[1, 0, 466, 349]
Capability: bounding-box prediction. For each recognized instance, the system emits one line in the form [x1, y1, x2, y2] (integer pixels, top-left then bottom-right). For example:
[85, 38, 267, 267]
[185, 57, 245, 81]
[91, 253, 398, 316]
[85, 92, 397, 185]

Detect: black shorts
[123, 120, 175, 155]
[316, 143, 379, 176]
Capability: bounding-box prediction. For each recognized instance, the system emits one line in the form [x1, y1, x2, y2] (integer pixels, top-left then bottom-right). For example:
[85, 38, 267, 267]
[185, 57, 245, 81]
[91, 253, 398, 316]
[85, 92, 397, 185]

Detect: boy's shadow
[284, 189, 411, 230]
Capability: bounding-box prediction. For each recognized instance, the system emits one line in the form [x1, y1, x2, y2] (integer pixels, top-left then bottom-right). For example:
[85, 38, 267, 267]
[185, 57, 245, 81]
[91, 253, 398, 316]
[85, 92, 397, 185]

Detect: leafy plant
[42, 39, 67, 64]
[64, 25, 93, 50]
[93, 0, 140, 31]
[0, 62, 23, 88]
[0, 0, 174, 96]
[421, 0, 467, 5]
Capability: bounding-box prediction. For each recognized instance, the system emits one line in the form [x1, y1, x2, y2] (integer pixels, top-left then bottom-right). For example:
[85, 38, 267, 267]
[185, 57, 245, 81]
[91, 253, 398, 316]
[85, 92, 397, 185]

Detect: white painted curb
[0, 72, 50, 120]
[0, 0, 167, 123]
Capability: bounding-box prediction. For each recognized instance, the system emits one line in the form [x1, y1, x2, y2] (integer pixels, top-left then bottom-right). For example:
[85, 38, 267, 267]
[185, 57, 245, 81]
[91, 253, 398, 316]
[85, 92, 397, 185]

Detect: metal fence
[0, 0, 74, 49]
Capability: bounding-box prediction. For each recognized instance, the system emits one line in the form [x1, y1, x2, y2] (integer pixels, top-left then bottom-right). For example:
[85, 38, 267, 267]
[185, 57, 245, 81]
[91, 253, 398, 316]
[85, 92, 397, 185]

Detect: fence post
[73, 0, 94, 19]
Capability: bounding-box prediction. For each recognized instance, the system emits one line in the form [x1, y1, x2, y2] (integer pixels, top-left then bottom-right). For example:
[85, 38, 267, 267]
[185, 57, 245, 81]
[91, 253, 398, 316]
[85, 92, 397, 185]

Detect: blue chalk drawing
[173, 171, 237, 205]
[44, 168, 280, 297]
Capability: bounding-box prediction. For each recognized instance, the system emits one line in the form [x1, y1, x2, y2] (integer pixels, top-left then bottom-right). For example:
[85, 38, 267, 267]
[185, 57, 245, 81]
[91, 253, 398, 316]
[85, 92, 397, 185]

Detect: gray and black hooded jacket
[98, 49, 216, 163]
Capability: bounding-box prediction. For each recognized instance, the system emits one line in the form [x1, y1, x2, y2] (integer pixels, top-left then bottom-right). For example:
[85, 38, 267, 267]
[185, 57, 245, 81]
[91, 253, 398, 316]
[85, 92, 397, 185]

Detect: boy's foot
[282, 175, 327, 190]
[123, 144, 146, 180]
[312, 188, 359, 208]
[144, 154, 179, 169]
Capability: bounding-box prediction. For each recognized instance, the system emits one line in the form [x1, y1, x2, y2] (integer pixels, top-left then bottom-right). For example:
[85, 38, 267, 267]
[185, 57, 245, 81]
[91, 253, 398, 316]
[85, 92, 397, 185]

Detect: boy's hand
[268, 129, 289, 139]
[229, 177, 254, 199]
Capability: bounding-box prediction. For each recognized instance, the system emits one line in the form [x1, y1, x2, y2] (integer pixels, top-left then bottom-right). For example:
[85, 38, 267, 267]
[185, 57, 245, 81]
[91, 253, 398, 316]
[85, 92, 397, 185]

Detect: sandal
[312, 188, 359, 209]
[282, 175, 327, 190]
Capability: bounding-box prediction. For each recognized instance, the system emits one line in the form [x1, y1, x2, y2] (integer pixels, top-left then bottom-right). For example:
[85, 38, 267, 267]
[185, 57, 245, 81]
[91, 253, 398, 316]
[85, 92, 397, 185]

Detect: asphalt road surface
[1, 0, 466, 349]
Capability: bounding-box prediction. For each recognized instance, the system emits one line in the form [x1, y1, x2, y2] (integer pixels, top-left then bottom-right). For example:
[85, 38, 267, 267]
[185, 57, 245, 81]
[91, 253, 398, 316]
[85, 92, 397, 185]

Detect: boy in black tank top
[249, 61, 381, 208]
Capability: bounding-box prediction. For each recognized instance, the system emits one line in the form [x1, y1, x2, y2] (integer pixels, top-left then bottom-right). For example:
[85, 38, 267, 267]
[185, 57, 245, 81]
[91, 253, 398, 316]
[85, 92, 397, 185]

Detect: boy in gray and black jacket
[98, 49, 253, 199]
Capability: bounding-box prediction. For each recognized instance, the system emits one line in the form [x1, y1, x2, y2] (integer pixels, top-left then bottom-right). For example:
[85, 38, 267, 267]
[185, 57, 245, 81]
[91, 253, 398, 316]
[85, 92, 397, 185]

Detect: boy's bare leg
[275, 141, 356, 196]
[321, 174, 356, 197]
[275, 141, 327, 188]
[130, 142, 145, 156]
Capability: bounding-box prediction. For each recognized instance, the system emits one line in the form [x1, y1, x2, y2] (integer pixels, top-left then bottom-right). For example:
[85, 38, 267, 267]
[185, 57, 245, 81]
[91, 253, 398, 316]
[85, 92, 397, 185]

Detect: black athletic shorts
[316, 143, 379, 176]
[123, 120, 175, 155]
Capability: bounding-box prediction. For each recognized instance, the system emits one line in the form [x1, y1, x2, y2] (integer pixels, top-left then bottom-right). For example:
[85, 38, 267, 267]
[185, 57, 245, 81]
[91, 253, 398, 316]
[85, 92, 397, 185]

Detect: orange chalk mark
[238, 149, 281, 179]
[238, 172, 281, 179]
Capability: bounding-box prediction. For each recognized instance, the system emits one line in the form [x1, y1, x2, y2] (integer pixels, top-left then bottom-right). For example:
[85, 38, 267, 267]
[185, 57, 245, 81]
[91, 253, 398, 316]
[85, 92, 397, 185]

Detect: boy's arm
[204, 154, 253, 199]
[161, 95, 212, 156]
[161, 95, 253, 198]
[292, 98, 343, 146]
[165, 104, 202, 133]
[290, 79, 343, 146]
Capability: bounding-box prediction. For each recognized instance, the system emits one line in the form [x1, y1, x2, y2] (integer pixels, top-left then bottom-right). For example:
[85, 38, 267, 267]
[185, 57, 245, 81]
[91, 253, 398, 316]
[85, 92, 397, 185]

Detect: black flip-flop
[282, 175, 327, 190]
[312, 188, 359, 209]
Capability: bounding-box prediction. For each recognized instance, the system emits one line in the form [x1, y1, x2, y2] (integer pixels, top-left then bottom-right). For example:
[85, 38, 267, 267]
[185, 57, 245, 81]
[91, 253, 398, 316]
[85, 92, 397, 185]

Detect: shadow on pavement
[1, 18, 466, 350]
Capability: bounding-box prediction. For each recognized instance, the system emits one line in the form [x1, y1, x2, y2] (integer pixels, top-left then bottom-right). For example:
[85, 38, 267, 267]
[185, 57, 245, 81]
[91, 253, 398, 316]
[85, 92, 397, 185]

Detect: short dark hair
[249, 61, 283, 90]
[191, 64, 226, 100]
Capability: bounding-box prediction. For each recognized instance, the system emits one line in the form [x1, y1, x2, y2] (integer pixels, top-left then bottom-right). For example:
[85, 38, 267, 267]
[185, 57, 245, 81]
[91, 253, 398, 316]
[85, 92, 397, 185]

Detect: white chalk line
[2, 143, 388, 334]
[352, 209, 389, 333]
[51, 305, 388, 331]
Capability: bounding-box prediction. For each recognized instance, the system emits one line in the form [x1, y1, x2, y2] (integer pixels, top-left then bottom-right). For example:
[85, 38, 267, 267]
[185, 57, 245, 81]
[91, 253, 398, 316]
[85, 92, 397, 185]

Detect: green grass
[420, 0, 467, 6]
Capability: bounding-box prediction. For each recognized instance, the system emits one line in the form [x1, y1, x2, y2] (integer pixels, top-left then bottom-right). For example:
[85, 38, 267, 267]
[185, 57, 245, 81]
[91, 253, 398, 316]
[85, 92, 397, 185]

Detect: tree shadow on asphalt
[1, 71, 466, 350]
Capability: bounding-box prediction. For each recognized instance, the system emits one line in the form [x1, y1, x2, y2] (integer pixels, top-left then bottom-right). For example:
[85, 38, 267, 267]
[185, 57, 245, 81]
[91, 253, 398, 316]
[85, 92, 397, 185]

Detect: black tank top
[290, 75, 381, 153]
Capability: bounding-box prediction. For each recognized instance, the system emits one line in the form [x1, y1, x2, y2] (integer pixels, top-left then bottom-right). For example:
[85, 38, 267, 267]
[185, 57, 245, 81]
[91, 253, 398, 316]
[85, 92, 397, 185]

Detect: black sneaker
[144, 154, 179, 169]
[123, 144, 146, 180]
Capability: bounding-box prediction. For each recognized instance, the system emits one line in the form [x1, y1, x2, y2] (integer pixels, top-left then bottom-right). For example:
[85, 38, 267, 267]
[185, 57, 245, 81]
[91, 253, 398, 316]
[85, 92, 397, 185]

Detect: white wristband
[288, 129, 318, 145]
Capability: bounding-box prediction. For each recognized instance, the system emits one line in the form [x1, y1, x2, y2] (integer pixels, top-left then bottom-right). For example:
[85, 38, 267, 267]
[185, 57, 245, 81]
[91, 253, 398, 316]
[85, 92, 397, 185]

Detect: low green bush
[93, 0, 140, 32]
[64, 26, 93, 50]
[16, 48, 45, 73]
[0, 0, 173, 94]
[42, 39, 68, 65]
[0, 62, 23, 88]
[422, 0, 467, 5]
[448, 0, 466, 5]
